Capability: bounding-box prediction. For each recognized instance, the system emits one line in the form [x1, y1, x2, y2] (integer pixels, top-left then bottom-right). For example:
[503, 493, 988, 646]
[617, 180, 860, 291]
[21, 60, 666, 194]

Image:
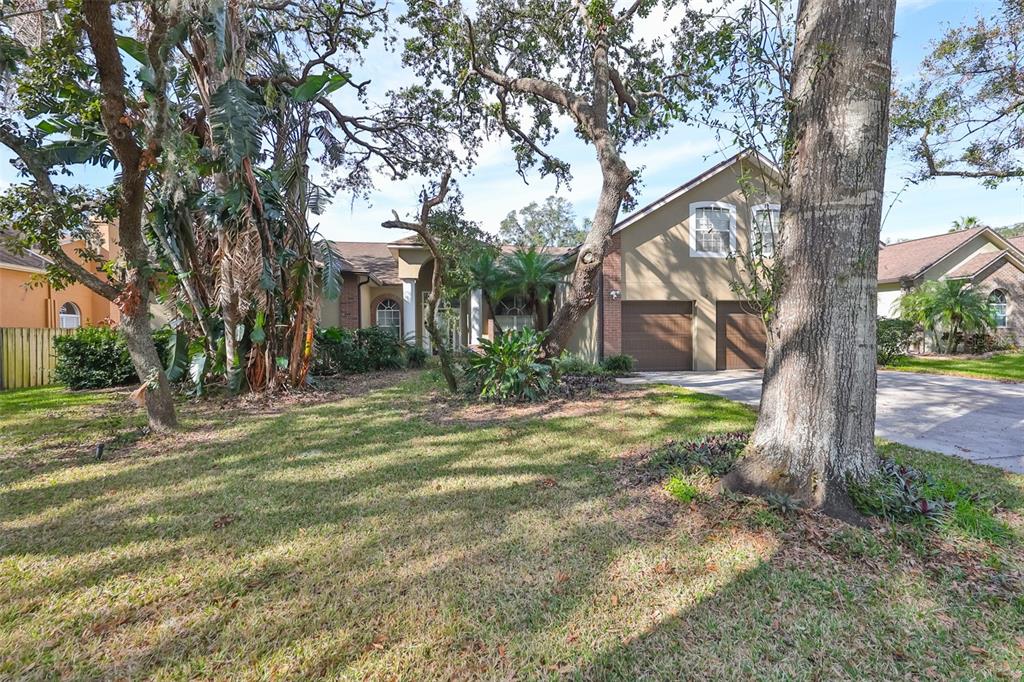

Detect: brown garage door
[716, 301, 767, 370]
[621, 301, 693, 371]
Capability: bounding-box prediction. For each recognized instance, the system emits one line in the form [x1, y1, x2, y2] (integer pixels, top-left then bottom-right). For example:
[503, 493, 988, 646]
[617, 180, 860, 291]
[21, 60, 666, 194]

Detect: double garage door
[620, 300, 765, 371]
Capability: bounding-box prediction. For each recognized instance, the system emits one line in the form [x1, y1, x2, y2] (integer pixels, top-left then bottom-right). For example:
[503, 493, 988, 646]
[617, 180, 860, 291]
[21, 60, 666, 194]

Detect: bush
[54, 326, 136, 389]
[601, 353, 636, 374]
[312, 326, 406, 375]
[405, 345, 428, 369]
[466, 327, 554, 402]
[877, 317, 915, 365]
[962, 331, 1016, 355]
[552, 352, 607, 377]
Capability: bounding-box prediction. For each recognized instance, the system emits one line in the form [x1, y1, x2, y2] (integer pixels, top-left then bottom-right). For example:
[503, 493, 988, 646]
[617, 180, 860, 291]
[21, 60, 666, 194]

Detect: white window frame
[989, 290, 1009, 329]
[750, 203, 780, 258]
[689, 201, 737, 258]
[58, 302, 81, 329]
[375, 298, 401, 336]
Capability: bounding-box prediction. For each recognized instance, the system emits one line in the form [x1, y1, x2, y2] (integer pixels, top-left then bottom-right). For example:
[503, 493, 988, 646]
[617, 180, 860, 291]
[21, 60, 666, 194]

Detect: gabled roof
[946, 251, 1007, 279]
[326, 241, 400, 285]
[877, 226, 990, 283]
[0, 230, 51, 272]
[612, 148, 779, 235]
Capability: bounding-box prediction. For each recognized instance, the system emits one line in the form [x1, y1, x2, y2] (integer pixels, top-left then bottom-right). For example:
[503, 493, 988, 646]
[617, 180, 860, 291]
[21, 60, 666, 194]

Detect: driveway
[618, 370, 1024, 474]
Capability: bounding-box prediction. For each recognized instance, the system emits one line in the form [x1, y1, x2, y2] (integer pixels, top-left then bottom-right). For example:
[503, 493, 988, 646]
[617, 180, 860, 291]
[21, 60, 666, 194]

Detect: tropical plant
[467, 251, 512, 335]
[466, 328, 554, 402]
[503, 247, 562, 331]
[899, 280, 995, 354]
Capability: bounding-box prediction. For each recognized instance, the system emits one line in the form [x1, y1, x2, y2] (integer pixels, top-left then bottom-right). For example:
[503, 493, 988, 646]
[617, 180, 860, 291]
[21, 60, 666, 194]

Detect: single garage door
[621, 301, 693, 371]
[716, 301, 767, 370]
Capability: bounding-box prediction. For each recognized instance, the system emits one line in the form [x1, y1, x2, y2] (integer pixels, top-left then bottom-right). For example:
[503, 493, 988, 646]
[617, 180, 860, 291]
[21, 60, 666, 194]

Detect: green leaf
[209, 78, 263, 166]
[116, 35, 148, 65]
[291, 72, 351, 103]
[189, 352, 207, 396]
[165, 328, 190, 382]
[320, 242, 341, 300]
[251, 311, 266, 344]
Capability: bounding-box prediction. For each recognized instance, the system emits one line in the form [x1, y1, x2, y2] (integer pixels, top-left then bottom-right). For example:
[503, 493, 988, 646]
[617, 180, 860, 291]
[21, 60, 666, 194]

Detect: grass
[2, 374, 1023, 679]
[885, 352, 1024, 382]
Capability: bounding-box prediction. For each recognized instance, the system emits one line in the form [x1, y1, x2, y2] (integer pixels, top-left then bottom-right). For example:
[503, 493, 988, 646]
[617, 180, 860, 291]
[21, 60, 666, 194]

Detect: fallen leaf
[555, 571, 570, 584]
[653, 560, 674, 575]
[497, 644, 506, 658]
[967, 645, 988, 657]
[566, 631, 578, 644]
[213, 514, 237, 529]
[609, 594, 619, 606]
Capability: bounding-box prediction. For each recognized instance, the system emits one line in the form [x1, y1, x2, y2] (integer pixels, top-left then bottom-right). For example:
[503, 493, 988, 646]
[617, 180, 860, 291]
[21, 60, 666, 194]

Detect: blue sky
[3, 0, 1020, 244]
[318, 0, 1023, 244]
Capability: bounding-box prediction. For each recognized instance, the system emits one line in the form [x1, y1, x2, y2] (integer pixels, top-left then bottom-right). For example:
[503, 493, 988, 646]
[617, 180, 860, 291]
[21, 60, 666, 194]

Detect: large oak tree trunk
[721, 0, 896, 520]
[543, 146, 632, 355]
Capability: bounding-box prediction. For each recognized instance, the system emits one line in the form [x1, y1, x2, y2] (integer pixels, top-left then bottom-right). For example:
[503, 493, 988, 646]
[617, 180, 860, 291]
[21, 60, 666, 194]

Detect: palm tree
[899, 280, 994, 353]
[467, 251, 512, 334]
[504, 247, 562, 330]
[949, 216, 983, 232]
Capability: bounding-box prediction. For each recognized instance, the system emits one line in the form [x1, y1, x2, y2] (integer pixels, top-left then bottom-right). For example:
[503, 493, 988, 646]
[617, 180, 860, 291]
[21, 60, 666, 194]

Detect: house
[321, 149, 781, 371]
[0, 225, 122, 330]
[877, 227, 1024, 344]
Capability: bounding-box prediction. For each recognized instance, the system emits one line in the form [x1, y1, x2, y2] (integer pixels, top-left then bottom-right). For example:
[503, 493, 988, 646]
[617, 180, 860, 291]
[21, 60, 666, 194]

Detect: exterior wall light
[608, 289, 622, 301]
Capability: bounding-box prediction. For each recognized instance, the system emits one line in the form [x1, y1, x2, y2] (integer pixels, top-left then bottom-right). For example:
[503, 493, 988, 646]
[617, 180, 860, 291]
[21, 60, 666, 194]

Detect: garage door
[716, 301, 767, 370]
[621, 301, 693, 371]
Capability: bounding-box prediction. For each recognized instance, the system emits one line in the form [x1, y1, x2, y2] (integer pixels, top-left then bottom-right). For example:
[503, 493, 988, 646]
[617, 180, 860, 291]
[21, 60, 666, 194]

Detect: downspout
[356, 275, 370, 328]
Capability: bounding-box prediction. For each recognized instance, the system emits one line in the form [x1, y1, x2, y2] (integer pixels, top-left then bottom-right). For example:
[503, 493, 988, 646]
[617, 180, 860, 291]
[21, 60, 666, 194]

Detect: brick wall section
[339, 273, 360, 329]
[602, 233, 622, 357]
[978, 261, 1024, 345]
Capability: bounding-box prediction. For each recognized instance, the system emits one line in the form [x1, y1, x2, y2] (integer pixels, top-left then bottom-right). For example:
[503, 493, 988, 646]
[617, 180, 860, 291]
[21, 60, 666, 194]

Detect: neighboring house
[321, 149, 781, 371]
[0, 224, 121, 329]
[877, 227, 1024, 344]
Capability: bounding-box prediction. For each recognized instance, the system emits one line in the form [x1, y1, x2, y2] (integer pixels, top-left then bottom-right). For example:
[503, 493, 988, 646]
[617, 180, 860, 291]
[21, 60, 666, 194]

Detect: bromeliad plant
[466, 328, 554, 402]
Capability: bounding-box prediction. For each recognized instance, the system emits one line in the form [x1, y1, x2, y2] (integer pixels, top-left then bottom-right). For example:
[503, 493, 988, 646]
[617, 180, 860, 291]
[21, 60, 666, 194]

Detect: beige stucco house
[321, 150, 781, 371]
[877, 227, 1024, 345]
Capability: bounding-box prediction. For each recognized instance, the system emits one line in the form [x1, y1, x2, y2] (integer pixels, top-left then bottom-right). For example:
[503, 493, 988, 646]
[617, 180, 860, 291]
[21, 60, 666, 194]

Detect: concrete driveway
[618, 370, 1024, 473]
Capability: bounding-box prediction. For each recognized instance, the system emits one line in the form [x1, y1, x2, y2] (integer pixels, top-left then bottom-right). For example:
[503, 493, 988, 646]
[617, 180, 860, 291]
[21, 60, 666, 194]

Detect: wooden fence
[0, 327, 70, 390]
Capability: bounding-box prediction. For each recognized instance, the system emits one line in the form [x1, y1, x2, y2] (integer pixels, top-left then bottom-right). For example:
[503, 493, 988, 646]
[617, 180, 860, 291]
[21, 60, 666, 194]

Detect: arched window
[989, 289, 1008, 328]
[495, 294, 532, 331]
[375, 298, 401, 336]
[58, 302, 81, 329]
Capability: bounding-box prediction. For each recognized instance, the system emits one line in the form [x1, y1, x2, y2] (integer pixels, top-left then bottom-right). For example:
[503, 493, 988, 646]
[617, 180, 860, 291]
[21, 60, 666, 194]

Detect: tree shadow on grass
[2, 375, 1022, 679]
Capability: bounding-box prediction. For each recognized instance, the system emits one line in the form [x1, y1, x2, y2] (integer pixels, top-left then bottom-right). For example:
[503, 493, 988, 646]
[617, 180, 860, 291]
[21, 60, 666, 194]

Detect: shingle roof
[1009, 236, 1024, 253]
[877, 227, 988, 283]
[946, 251, 1006, 279]
[327, 241, 400, 285]
[0, 230, 51, 272]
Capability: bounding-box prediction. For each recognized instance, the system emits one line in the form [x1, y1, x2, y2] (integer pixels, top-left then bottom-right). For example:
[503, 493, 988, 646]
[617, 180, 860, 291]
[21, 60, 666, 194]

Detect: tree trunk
[543, 147, 632, 355]
[721, 0, 896, 521]
[121, 287, 178, 431]
[424, 289, 458, 392]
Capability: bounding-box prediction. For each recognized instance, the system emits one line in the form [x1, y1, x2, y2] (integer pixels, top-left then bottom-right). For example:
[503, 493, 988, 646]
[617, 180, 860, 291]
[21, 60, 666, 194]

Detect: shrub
[552, 352, 606, 377]
[466, 327, 554, 402]
[405, 345, 428, 369]
[54, 326, 136, 389]
[601, 353, 635, 374]
[649, 432, 750, 477]
[962, 331, 1016, 355]
[312, 326, 406, 375]
[877, 317, 915, 365]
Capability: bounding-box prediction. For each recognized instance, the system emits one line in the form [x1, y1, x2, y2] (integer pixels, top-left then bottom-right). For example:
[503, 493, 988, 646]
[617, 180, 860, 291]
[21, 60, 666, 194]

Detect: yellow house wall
[618, 159, 776, 370]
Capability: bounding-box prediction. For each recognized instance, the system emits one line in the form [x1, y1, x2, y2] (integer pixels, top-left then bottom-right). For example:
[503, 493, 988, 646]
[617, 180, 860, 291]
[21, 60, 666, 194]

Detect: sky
[2, 0, 1021, 245]
[314, 0, 1023, 244]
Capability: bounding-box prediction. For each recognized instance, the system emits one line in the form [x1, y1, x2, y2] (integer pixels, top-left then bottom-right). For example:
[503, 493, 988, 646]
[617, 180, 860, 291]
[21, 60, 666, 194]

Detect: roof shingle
[0, 230, 51, 272]
[327, 241, 400, 285]
[877, 227, 988, 283]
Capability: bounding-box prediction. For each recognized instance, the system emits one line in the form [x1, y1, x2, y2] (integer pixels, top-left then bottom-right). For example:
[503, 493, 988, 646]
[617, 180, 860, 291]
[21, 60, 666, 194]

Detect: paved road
[619, 370, 1024, 473]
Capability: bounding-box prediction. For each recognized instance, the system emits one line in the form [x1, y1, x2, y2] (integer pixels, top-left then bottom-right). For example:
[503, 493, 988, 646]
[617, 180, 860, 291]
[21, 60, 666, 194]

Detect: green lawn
[2, 374, 1023, 679]
[886, 352, 1024, 382]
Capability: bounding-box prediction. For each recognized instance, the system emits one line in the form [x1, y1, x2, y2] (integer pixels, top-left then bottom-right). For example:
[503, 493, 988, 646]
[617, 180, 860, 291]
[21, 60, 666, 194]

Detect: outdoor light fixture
[608, 289, 622, 300]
